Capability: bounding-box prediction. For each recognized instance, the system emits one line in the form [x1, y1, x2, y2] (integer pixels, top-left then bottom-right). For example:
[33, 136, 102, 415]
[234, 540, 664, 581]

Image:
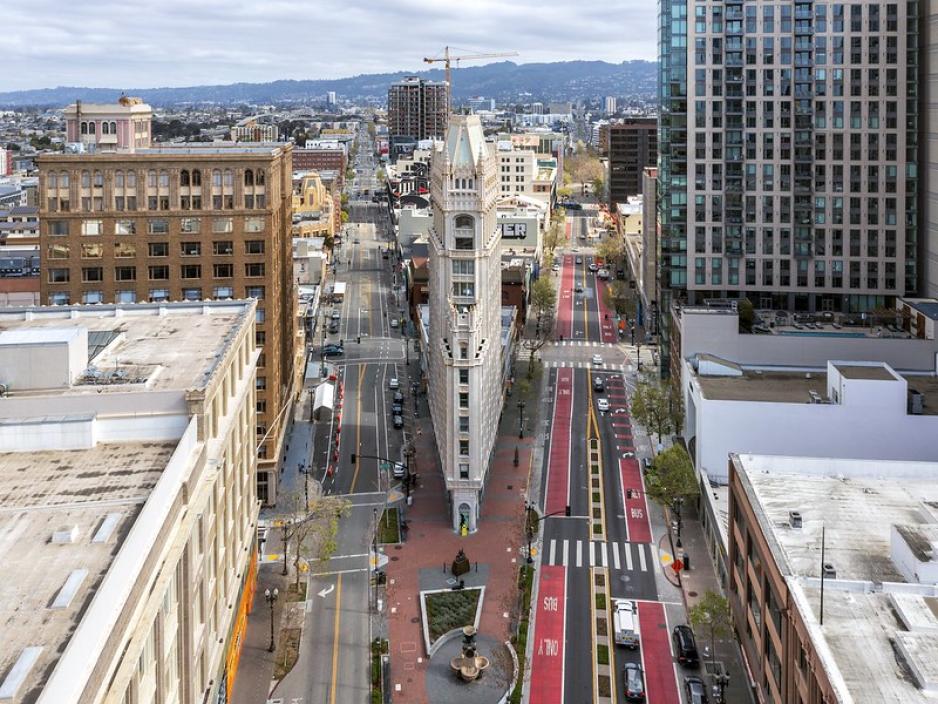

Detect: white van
[613, 599, 641, 648]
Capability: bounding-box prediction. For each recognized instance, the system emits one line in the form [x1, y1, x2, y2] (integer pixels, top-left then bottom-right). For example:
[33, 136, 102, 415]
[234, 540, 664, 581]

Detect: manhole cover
[391, 556, 400, 561]
[688, 590, 698, 597]
[394, 545, 403, 551]
[619, 574, 631, 583]
[411, 617, 420, 623]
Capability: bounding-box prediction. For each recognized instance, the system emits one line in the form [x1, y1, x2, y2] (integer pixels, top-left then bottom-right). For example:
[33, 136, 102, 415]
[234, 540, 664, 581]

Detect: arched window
[180, 170, 190, 186]
[148, 170, 157, 188]
[81, 170, 91, 188]
[89, 122, 96, 135]
[60, 171, 70, 188]
[256, 169, 265, 186]
[93, 170, 103, 188]
[192, 169, 201, 186]
[159, 170, 169, 188]
[47, 173, 57, 189]
[244, 169, 254, 187]
[110, 121, 117, 134]
[101, 122, 110, 135]
[115, 171, 124, 188]
[212, 169, 222, 187]
[126, 171, 136, 188]
[80, 122, 88, 135]
[454, 214, 474, 229]
[223, 169, 233, 187]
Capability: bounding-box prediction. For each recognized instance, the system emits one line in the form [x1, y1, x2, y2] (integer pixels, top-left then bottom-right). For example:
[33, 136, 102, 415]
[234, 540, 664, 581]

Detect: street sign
[671, 559, 684, 573]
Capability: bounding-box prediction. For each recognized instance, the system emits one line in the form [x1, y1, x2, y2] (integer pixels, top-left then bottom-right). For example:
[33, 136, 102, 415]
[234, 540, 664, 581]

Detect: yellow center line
[350, 364, 366, 492]
[328, 574, 344, 704]
[581, 262, 590, 341]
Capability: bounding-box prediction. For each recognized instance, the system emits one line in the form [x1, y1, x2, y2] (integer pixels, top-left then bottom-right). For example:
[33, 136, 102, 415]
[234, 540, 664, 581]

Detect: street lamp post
[517, 399, 526, 439]
[298, 463, 312, 509]
[524, 502, 536, 564]
[265, 587, 279, 652]
[714, 672, 730, 703]
[672, 496, 685, 548]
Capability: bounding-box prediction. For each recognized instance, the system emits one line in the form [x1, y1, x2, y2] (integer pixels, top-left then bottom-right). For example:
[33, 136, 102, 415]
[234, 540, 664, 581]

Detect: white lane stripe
[613, 542, 621, 570]
[601, 542, 608, 568]
[563, 539, 570, 567]
[638, 544, 647, 571]
[576, 540, 583, 568]
[588, 542, 595, 567]
[624, 542, 633, 570]
[550, 539, 557, 565]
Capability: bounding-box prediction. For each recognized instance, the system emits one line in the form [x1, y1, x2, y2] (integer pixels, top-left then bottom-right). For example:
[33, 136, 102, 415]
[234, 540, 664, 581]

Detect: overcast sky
[2, 0, 658, 92]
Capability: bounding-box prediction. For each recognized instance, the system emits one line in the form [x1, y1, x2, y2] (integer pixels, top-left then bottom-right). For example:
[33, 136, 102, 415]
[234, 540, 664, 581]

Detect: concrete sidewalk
[230, 565, 287, 704]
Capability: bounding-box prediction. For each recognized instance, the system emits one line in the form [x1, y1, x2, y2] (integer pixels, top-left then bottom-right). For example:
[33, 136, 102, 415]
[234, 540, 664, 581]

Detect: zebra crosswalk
[543, 538, 652, 571]
[543, 360, 626, 371]
[550, 340, 617, 348]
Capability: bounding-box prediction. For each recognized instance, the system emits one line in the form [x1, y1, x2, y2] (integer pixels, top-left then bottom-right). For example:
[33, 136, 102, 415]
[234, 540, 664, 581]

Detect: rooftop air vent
[52, 525, 80, 544]
[789, 511, 803, 529]
[822, 563, 836, 579]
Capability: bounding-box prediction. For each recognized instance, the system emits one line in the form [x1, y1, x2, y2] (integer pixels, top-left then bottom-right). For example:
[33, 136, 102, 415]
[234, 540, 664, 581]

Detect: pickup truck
[613, 599, 641, 649]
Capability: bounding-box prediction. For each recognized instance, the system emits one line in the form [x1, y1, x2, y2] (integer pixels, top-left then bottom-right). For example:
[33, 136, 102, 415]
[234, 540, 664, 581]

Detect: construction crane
[423, 46, 519, 108]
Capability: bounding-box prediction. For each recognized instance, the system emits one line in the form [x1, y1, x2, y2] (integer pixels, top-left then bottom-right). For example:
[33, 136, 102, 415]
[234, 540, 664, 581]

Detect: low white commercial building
[0, 301, 260, 704]
[729, 453, 938, 703]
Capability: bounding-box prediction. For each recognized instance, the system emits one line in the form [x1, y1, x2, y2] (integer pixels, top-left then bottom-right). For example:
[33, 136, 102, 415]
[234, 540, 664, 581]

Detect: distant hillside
[0, 60, 657, 108]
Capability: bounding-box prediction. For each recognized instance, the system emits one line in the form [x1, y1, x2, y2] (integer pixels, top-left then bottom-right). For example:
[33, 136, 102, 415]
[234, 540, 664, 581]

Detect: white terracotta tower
[427, 114, 502, 533]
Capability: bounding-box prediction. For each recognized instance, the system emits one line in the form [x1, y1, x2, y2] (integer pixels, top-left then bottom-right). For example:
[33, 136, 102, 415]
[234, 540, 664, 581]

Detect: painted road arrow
[317, 584, 335, 598]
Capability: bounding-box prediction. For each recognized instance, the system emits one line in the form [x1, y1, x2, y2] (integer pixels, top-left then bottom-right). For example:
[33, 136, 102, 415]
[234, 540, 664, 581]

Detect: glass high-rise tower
[658, 0, 919, 318]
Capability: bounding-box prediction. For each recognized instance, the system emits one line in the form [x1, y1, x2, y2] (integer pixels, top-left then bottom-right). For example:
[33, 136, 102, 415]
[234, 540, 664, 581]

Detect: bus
[332, 281, 346, 303]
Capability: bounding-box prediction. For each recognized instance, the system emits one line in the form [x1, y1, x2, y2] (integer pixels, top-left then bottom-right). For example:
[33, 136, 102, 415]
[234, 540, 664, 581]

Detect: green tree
[596, 238, 625, 269]
[644, 445, 698, 509]
[602, 280, 635, 319]
[630, 374, 678, 441]
[689, 591, 733, 661]
[340, 210, 350, 224]
[529, 277, 557, 331]
[737, 297, 755, 333]
[557, 185, 572, 199]
[543, 221, 564, 254]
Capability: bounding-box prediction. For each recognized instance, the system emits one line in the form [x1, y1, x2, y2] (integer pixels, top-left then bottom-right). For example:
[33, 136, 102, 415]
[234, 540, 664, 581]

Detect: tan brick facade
[38, 146, 297, 501]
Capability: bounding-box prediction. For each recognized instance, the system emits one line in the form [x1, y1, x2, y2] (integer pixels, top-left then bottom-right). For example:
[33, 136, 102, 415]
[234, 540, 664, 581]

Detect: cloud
[1, 0, 657, 91]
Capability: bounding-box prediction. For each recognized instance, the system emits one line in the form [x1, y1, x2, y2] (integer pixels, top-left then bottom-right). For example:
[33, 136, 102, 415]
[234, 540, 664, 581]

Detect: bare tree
[281, 488, 351, 589]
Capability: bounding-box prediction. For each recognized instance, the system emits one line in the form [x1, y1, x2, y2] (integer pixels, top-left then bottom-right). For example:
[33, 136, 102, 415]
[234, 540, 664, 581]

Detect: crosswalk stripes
[542, 539, 650, 571]
[543, 360, 627, 372]
[549, 340, 618, 348]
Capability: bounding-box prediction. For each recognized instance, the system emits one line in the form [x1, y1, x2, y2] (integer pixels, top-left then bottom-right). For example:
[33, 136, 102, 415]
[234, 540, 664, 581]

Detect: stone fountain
[450, 626, 490, 682]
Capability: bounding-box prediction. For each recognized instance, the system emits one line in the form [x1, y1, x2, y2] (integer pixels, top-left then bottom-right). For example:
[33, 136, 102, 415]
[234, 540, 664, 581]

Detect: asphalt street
[276, 125, 410, 704]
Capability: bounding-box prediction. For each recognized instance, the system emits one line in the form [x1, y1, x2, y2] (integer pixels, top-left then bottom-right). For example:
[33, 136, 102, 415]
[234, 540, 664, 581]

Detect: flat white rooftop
[737, 454, 938, 703]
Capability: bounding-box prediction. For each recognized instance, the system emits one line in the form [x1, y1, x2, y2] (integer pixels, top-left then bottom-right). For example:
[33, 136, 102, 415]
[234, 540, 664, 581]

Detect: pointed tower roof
[444, 115, 486, 171]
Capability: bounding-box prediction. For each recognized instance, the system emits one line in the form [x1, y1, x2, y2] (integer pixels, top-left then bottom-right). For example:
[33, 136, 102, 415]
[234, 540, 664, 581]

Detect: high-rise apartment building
[604, 95, 618, 115]
[427, 115, 502, 533]
[388, 76, 450, 144]
[38, 106, 297, 503]
[658, 0, 919, 315]
[608, 118, 658, 208]
[923, 5, 938, 297]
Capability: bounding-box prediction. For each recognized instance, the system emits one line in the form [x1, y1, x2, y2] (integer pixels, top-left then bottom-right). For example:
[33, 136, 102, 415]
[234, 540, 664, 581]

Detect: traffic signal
[565, 504, 571, 517]
[350, 453, 357, 464]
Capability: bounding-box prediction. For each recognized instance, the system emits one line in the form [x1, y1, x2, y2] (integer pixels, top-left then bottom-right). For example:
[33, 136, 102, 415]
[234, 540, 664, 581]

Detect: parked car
[328, 322, 340, 334]
[388, 377, 400, 390]
[552, 263, 560, 272]
[331, 310, 341, 320]
[391, 402, 403, 415]
[392, 462, 406, 478]
[393, 414, 404, 429]
[684, 676, 709, 704]
[592, 354, 604, 366]
[597, 398, 610, 412]
[575, 257, 583, 264]
[390, 318, 400, 329]
[588, 263, 599, 272]
[623, 663, 645, 701]
[393, 391, 405, 403]
[593, 376, 605, 392]
[672, 625, 700, 668]
[322, 344, 345, 357]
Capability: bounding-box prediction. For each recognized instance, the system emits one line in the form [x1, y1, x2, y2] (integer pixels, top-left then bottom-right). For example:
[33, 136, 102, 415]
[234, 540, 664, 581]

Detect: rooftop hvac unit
[909, 389, 924, 415]
[822, 563, 836, 579]
[789, 511, 803, 529]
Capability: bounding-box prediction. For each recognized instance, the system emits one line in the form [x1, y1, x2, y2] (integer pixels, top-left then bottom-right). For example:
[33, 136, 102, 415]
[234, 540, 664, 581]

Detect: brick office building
[38, 110, 298, 503]
[607, 118, 657, 209]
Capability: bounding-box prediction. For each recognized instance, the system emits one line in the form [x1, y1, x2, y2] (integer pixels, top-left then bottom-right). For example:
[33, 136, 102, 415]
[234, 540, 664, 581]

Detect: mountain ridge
[0, 60, 657, 107]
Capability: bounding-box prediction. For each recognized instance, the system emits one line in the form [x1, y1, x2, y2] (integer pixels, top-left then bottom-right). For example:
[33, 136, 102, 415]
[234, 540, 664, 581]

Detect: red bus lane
[557, 255, 575, 340]
[529, 565, 567, 704]
[619, 457, 652, 543]
[595, 279, 618, 344]
[545, 368, 573, 516]
[637, 601, 681, 704]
